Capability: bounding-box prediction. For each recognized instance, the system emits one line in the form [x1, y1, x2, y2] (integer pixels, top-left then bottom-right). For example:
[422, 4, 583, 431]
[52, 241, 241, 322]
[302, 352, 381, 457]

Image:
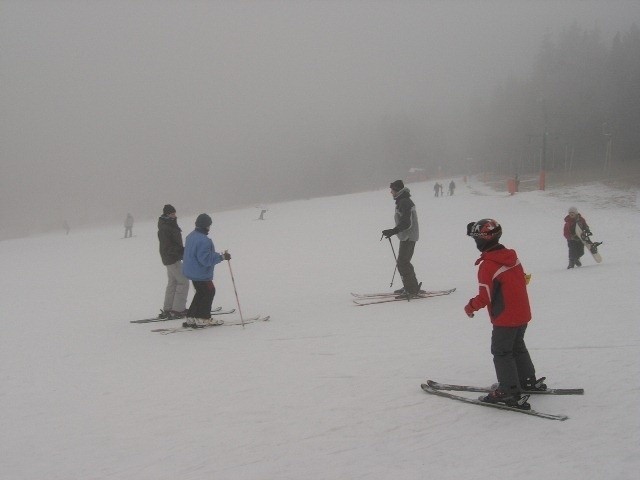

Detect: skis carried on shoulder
[151, 315, 270, 334]
[352, 288, 455, 306]
[421, 383, 569, 421]
[130, 307, 235, 324]
[426, 379, 584, 395]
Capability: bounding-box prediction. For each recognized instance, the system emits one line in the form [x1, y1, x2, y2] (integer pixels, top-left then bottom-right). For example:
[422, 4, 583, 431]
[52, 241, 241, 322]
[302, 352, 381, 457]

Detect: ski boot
[158, 309, 171, 319]
[169, 309, 188, 319]
[395, 282, 424, 300]
[182, 317, 198, 328]
[192, 318, 210, 328]
[522, 376, 547, 392]
[480, 389, 531, 410]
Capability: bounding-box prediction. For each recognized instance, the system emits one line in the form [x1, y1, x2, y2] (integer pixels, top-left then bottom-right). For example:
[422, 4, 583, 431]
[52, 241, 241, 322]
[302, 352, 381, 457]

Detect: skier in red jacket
[464, 219, 546, 410]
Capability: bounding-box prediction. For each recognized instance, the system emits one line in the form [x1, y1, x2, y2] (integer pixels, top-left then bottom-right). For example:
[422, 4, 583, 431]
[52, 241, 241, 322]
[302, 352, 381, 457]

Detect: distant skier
[257, 209, 267, 220]
[124, 213, 134, 238]
[448, 180, 456, 196]
[563, 206, 591, 269]
[382, 180, 421, 298]
[182, 213, 231, 328]
[464, 218, 547, 410]
[157, 204, 189, 319]
[433, 182, 440, 197]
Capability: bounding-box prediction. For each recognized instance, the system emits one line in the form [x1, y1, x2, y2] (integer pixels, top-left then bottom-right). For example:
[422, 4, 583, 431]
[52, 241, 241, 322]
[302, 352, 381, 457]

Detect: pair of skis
[422, 380, 584, 421]
[152, 315, 270, 334]
[351, 288, 456, 306]
[129, 306, 235, 324]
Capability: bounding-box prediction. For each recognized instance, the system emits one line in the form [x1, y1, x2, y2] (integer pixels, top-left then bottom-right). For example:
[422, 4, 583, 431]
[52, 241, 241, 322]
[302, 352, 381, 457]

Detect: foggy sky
[1, 0, 638, 237]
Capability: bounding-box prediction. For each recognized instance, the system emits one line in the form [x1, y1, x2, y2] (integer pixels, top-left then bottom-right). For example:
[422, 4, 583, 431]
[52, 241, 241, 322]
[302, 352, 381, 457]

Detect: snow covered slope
[1, 177, 638, 479]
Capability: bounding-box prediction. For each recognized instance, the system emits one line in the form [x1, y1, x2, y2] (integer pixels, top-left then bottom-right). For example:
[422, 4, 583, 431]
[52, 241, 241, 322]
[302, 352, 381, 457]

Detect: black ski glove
[382, 228, 398, 239]
[223, 251, 231, 260]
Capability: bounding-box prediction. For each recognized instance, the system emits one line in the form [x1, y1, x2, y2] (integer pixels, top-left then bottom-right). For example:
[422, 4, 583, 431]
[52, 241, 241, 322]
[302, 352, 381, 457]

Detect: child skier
[464, 218, 547, 410]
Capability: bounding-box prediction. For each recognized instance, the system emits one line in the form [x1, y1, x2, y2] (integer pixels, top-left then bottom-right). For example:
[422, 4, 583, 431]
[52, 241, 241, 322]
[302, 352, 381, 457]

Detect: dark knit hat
[390, 180, 404, 192]
[195, 213, 212, 229]
[163, 204, 176, 215]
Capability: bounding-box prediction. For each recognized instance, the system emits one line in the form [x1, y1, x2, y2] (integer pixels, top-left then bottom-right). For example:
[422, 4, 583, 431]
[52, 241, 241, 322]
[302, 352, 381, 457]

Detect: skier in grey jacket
[382, 180, 421, 296]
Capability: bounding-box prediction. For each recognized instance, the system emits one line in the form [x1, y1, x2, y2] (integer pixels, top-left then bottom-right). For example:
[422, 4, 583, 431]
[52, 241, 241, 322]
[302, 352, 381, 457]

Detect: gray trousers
[164, 261, 189, 312]
[491, 325, 536, 393]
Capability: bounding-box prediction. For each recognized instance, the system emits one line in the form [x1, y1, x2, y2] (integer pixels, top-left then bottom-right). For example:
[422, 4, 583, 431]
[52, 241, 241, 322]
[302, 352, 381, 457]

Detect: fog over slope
[1, 0, 637, 238]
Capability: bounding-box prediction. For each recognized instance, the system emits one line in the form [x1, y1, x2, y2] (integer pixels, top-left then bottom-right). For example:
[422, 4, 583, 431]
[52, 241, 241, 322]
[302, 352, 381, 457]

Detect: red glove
[464, 301, 475, 318]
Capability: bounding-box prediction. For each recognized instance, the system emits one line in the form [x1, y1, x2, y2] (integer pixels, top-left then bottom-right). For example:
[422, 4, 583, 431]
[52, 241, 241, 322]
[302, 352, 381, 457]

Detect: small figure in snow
[563, 206, 590, 269]
[157, 204, 189, 319]
[433, 182, 440, 197]
[182, 213, 231, 327]
[448, 180, 456, 196]
[124, 213, 134, 238]
[464, 218, 547, 410]
[382, 180, 421, 297]
[257, 209, 268, 220]
[63, 220, 70, 235]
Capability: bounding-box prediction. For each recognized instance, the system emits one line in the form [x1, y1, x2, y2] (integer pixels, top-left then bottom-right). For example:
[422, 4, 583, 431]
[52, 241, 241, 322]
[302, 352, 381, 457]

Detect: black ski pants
[491, 324, 536, 394]
[187, 280, 215, 319]
[397, 240, 419, 294]
[567, 239, 584, 263]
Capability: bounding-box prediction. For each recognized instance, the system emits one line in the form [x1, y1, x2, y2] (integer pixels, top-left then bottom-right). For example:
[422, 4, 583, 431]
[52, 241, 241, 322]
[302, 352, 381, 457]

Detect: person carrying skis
[182, 213, 231, 327]
[382, 180, 422, 297]
[563, 206, 591, 269]
[157, 204, 189, 319]
[464, 218, 547, 410]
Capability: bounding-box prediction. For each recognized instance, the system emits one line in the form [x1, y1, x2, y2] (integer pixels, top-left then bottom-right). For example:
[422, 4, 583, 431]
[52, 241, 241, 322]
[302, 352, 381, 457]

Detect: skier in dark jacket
[382, 180, 421, 297]
[464, 218, 546, 410]
[157, 204, 189, 318]
[563, 206, 590, 269]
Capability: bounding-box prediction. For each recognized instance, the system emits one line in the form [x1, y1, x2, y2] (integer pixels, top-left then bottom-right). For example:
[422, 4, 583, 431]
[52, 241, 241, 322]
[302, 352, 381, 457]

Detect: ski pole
[225, 254, 245, 328]
[387, 237, 398, 288]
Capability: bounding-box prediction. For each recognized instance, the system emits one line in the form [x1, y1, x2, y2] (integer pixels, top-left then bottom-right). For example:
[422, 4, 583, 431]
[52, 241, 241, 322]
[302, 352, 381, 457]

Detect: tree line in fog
[465, 23, 640, 176]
